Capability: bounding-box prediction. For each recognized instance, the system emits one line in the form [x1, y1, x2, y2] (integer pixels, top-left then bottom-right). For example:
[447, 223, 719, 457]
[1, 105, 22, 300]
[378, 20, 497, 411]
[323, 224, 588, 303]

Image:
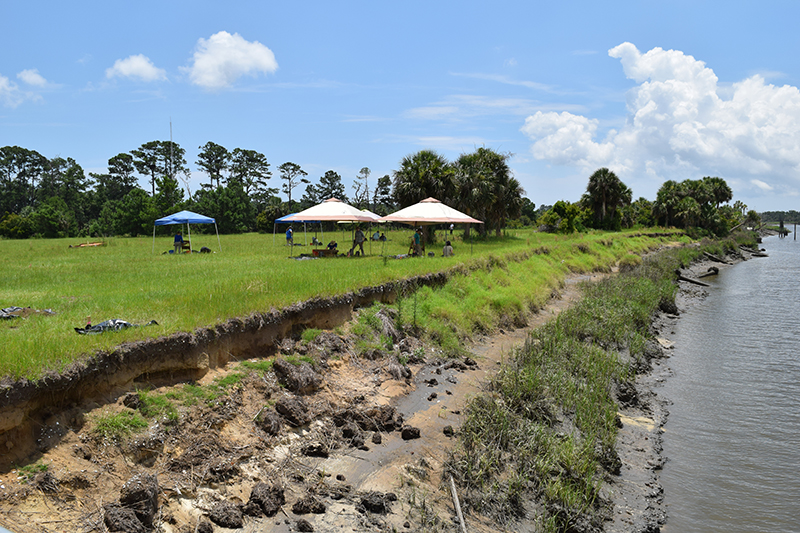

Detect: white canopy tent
[153, 210, 221, 253]
[379, 197, 483, 254]
[379, 197, 483, 226]
[282, 198, 380, 223]
[278, 198, 381, 255]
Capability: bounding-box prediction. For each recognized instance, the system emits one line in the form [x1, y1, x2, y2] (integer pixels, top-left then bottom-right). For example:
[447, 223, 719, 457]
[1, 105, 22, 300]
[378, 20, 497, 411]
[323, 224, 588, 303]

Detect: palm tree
[702, 176, 732, 208]
[392, 150, 454, 207]
[653, 180, 681, 227]
[676, 196, 701, 229]
[489, 175, 524, 236]
[583, 167, 631, 229]
[453, 149, 496, 235]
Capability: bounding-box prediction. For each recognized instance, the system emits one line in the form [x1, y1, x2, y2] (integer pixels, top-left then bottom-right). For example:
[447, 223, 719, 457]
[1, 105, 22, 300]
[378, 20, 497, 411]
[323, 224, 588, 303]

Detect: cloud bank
[521, 42, 800, 198]
[184, 31, 277, 90]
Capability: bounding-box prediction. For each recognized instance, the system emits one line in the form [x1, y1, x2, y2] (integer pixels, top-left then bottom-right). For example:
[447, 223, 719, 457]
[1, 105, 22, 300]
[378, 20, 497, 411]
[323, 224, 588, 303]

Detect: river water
[660, 235, 800, 532]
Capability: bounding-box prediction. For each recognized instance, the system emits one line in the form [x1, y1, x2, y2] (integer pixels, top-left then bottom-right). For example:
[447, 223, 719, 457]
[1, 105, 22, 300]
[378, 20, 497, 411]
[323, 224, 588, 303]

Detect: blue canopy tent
[153, 210, 221, 253]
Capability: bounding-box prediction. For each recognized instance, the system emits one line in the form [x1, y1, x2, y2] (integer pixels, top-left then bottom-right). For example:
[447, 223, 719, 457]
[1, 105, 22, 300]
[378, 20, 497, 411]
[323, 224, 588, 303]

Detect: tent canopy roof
[379, 197, 483, 226]
[155, 210, 215, 226]
[280, 198, 379, 223]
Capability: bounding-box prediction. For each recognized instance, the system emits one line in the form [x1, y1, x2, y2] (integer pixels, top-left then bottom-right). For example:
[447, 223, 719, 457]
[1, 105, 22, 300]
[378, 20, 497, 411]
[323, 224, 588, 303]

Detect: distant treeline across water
[760, 210, 800, 223]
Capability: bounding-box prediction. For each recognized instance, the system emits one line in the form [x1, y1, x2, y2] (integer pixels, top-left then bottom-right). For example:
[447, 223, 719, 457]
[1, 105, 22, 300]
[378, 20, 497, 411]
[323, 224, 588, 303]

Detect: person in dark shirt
[173, 232, 184, 254]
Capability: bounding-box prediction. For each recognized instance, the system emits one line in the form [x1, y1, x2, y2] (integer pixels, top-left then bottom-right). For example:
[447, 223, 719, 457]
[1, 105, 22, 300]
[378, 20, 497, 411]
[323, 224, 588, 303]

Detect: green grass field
[0, 227, 686, 379]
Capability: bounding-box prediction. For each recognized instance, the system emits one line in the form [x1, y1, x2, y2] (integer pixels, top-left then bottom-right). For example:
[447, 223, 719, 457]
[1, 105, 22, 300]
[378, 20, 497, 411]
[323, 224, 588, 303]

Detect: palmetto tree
[702, 176, 732, 208]
[454, 147, 522, 236]
[453, 149, 495, 228]
[653, 180, 681, 227]
[582, 167, 631, 229]
[676, 196, 701, 229]
[392, 150, 454, 207]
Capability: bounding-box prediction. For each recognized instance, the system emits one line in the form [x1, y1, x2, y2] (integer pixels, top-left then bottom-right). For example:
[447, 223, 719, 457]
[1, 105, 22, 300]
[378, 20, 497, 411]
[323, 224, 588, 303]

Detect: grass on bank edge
[445, 232, 756, 532]
[0, 229, 685, 380]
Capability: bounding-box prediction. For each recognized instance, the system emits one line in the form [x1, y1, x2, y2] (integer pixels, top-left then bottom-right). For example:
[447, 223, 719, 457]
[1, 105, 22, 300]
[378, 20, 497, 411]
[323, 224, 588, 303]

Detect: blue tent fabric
[153, 210, 220, 253]
[155, 210, 215, 226]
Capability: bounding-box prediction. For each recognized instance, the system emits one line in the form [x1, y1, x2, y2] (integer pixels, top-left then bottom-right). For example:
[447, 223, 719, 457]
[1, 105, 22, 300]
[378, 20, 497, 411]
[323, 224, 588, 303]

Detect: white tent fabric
[152, 210, 221, 253]
[281, 198, 380, 223]
[379, 197, 483, 226]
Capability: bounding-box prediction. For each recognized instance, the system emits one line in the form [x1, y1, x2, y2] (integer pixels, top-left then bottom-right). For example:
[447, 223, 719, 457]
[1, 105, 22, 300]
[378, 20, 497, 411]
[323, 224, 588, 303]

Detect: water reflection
[660, 236, 800, 533]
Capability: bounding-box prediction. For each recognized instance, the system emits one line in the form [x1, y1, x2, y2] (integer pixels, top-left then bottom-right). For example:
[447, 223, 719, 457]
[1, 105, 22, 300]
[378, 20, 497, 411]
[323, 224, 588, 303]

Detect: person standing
[413, 227, 423, 256]
[449, 223, 454, 235]
[350, 226, 365, 256]
[286, 226, 293, 246]
[173, 231, 184, 254]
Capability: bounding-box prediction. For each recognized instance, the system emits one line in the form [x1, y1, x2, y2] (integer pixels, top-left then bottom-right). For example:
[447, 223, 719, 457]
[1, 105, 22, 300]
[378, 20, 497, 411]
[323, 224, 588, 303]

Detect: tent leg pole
[216, 223, 221, 252]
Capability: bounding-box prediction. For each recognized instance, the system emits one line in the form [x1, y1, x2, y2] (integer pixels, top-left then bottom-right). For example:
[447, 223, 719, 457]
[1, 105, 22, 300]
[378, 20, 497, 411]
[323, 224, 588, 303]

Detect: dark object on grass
[75, 319, 158, 335]
[200, 246, 211, 253]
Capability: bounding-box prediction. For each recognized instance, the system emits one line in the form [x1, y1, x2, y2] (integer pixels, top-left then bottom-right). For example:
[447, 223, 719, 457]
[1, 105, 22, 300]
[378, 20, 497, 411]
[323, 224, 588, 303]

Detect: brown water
[660, 236, 800, 532]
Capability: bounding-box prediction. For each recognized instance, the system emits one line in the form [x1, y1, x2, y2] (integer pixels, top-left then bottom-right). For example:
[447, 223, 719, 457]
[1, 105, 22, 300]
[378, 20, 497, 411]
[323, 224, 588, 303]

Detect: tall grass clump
[447, 243, 712, 531]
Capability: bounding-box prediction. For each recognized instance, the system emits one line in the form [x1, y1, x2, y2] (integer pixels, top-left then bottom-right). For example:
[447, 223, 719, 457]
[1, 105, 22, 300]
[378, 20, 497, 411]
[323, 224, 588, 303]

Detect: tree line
[389, 155, 756, 237]
[0, 143, 531, 239]
[534, 169, 759, 237]
[760, 211, 800, 224]
[0, 140, 755, 240]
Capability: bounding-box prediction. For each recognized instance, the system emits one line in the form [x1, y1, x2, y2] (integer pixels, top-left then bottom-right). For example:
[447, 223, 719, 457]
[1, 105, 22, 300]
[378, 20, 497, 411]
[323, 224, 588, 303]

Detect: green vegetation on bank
[1, 228, 685, 380]
[445, 233, 755, 532]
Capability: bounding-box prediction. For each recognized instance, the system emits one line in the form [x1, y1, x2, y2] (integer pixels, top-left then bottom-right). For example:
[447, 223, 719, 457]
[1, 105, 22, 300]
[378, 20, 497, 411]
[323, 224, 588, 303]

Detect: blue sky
[3, 1, 800, 212]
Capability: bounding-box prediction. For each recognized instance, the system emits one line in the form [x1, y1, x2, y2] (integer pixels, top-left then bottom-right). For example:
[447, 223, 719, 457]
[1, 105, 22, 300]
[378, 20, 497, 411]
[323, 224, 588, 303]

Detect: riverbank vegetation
[444, 232, 756, 532]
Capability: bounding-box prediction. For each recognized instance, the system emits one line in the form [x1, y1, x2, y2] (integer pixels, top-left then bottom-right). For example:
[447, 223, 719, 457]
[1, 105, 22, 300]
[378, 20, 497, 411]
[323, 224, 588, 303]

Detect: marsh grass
[0, 229, 686, 379]
[445, 243, 731, 531]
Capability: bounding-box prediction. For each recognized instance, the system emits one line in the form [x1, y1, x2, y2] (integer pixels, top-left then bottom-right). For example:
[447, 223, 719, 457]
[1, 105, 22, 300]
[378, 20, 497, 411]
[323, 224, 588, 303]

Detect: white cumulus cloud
[751, 179, 773, 191]
[521, 111, 614, 167]
[106, 54, 167, 82]
[184, 31, 277, 90]
[521, 42, 800, 201]
[0, 73, 22, 107]
[1, 72, 43, 107]
[17, 69, 47, 87]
